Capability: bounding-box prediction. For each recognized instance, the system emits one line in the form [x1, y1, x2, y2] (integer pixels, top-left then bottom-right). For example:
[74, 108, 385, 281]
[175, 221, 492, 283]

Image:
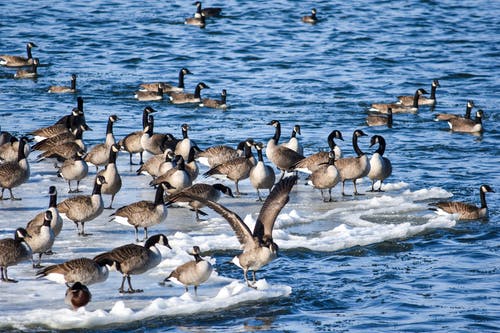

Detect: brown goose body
[370, 88, 427, 113]
[119, 106, 156, 165]
[430, 185, 494, 220]
[140, 68, 192, 93]
[196, 141, 245, 168]
[266, 120, 305, 179]
[169, 82, 209, 104]
[36, 257, 112, 285]
[48, 74, 77, 93]
[397, 80, 440, 106]
[0, 42, 37, 67]
[0, 228, 32, 282]
[0, 137, 30, 200]
[14, 58, 39, 78]
[201, 89, 227, 109]
[294, 130, 343, 174]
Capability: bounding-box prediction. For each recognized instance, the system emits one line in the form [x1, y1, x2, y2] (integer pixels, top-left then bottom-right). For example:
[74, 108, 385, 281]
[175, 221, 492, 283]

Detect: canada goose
[31, 107, 81, 142]
[169, 176, 297, 287]
[26, 186, 63, 238]
[134, 83, 164, 101]
[119, 106, 156, 165]
[281, 124, 303, 155]
[196, 140, 246, 168]
[65, 282, 91, 310]
[169, 82, 210, 105]
[97, 144, 122, 209]
[0, 42, 37, 67]
[0, 228, 32, 283]
[250, 142, 276, 201]
[398, 79, 440, 106]
[54, 98, 89, 133]
[140, 68, 192, 93]
[448, 110, 484, 133]
[266, 120, 305, 180]
[175, 123, 194, 161]
[0, 137, 30, 200]
[367, 135, 392, 192]
[335, 129, 370, 196]
[57, 149, 89, 193]
[370, 88, 428, 113]
[293, 130, 344, 174]
[93, 234, 171, 293]
[32, 124, 87, 152]
[48, 74, 77, 93]
[36, 127, 86, 162]
[184, 146, 200, 182]
[36, 257, 115, 285]
[14, 58, 39, 79]
[141, 115, 178, 155]
[161, 246, 213, 295]
[203, 139, 255, 196]
[0, 129, 13, 146]
[194, 1, 222, 18]
[0, 135, 31, 162]
[166, 183, 234, 221]
[25, 210, 55, 268]
[366, 107, 393, 128]
[85, 114, 120, 171]
[151, 155, 192, 195]
[137, 149, 174, 179]
[435, 100, 474, 121]
[307, 150, 340, 202]
[200, 89, 227, 109]
[57, 175, 107, 236]
[185, 12, 206, 28]
[302, 8, 318, 24]
[430, 185, 494, 220]
[110, 182, 172, 242]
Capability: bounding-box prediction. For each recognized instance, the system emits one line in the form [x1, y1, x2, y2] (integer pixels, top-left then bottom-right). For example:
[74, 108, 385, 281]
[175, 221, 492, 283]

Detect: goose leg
[105, 195, 115, 209]
[194, 285, 198, 296]
[67, 180, 73, 193]
[328, 188, 333, 202]
[8, 189, 21, 200]
[80, 222, 91, 236]
[119, 276, 127, 293]
[377, 181, 384, 192]
[341, 180, 347, 196]
[139, 152, 144, 165]
[134, 227, 139, 243]
[143, 227, 148, 241]
[126, 275, 142, 293]
[256, 189, 263, 202]
[2, 267, 17, 283]
[353, 180, 363, 195]
[75, 180, 82, 193]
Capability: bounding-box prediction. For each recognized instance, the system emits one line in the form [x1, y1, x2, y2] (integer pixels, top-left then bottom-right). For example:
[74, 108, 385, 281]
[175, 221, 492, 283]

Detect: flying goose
[26, 186, 63, 238]
[0, 228, 32, 283]
[97, 144, 122, 209]
[110, 182, 172, 242]
[250, 142, 276, 201]
[185, 12, 206, 28]
[266, 120, 305, 180]
[119, 106, 156, 165]
[366, 107, 393, 128]
[0, 137, 30, 200]
[36, 257, 115, 285]
[141, 115, 178, 155]
[0, 135, 31, 162]
[335, 129, 370, 196]
[161, 246, 213, 295]
[134, 83, 164, 101]
[140, 68, 192, 93]
[57, 149, 89, 193]
[307, 150, 340, 202]
[301, 8, 318, 24]
[430, 185, 494, 220]
[166, 183, 234, 221]
[293, 130, 344, 174]
[397, 79, 440, 106]
[57, 175, 107, 236]
[370, 88, 428, 113]
[169, 82, 210, 104]
[93, 234, 171, 293]
[448, 110, 484, 133]
[435, 100, 474, 121]
[65, 282, 91, 310]
[367, 135, 392, 192]
[14, 58, 39, 79]
[0, 42, 37, 67]
[168, 176, 297, 287]
[196, 140, 246, 168]
[48, 74, 77, 93]
[25, 210, 55, 268]
[151, 155, 192, 195]
[84, 115, 120, 171]
[281, 124, 303, 155]
[194, 1, 222, 18]
[203, 139, 256, 196]
[200, 89, 227, 109]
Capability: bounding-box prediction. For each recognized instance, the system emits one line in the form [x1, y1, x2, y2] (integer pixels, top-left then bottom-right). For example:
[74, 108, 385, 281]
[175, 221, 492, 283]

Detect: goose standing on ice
[367, 135, 392, 192]
[0, 137, 30, 200]
[85, 114, 120, 172]
[307, 150, 340, 202]
[266, 120, 304, 180]
[250, 142, 276, 201]
[97, 144, 122, 209]
[0, 228, 32, 282]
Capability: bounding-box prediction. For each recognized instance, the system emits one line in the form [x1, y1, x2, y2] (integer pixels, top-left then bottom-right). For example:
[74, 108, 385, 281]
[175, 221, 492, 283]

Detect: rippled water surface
[0, 0, 499, 332]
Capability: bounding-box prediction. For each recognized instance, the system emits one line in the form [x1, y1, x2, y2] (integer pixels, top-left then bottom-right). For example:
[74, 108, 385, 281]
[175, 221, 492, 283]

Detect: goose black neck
[430, 84, 437, 99]
[77, 97, 84, 112]
[327, 131, 337, 150]
[387, 110, 393, 128]
[92, 180, 103, 195]
[194, 84, 202, 98]
[178, 70, 185, 88]
[75, 129, 84, 140]
[244, 144, 253, 158]
[17, 139, 27, 162]
[142, 109, 150, 129]
[311, 13, 317, 20]
[31, 61, 38, 72]
[43, 217, 51, 227]
[27, 45, 33, 59]
[480, 189, 488, 208]
[71, 77, 76, 90]
[220, 93, 226, 104]
[193, 253, 203, 263]
[256, 148, 264, 162]
[157, 86, 163, 96]
[375, 137, 386, 155]
[182, 128, 188, 139]
[412, 90, 420, 108]
[465, 105, 473, 119]
[475, 114, 482, 124]
[291, 129, 297, 138]
[49, 191, 57, 208]
[353, 133, 364, 157]
[176, 157, 185, 170]
[154, 183, 165, 205]
[147, 118, 154, 135]
[273, 123, 281, 143]
[328, 152, 335, 165]
[108, 148, 118, 164]
[106, 118, 114, 135]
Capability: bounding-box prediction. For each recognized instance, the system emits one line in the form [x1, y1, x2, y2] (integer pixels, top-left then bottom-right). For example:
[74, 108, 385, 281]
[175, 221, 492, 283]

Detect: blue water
[1, 0, 499, 332]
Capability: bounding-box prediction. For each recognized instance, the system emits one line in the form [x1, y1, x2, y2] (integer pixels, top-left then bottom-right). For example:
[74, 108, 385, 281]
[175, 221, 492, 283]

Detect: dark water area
[0, 0, 499, 332]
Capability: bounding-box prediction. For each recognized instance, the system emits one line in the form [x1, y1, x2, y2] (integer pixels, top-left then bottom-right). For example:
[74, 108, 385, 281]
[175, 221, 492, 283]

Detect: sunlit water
[0, 0, 499, 332]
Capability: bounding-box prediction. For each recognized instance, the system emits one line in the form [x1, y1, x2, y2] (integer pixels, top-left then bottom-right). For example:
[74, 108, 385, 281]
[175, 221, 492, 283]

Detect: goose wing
[253, 175, 297, 241]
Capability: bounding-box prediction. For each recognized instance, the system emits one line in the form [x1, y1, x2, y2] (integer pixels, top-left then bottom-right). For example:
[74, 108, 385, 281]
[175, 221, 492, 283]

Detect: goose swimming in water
[140, 68, 192, 93]
[429, 185, 494, 220]
[0, 42, 37, 67]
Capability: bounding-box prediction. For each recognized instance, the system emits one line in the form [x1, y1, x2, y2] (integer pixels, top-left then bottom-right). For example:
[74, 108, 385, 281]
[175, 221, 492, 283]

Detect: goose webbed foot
[1, 277, 18, 283]
[44, 250, 55, 255]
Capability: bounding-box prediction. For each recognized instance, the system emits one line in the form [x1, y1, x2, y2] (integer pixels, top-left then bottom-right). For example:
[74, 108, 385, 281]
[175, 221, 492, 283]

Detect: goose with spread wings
[168, 175, 297, 287]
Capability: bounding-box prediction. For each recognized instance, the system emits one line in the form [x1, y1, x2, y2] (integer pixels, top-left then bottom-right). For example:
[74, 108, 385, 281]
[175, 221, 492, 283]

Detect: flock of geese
[0, 2, 495, 313]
